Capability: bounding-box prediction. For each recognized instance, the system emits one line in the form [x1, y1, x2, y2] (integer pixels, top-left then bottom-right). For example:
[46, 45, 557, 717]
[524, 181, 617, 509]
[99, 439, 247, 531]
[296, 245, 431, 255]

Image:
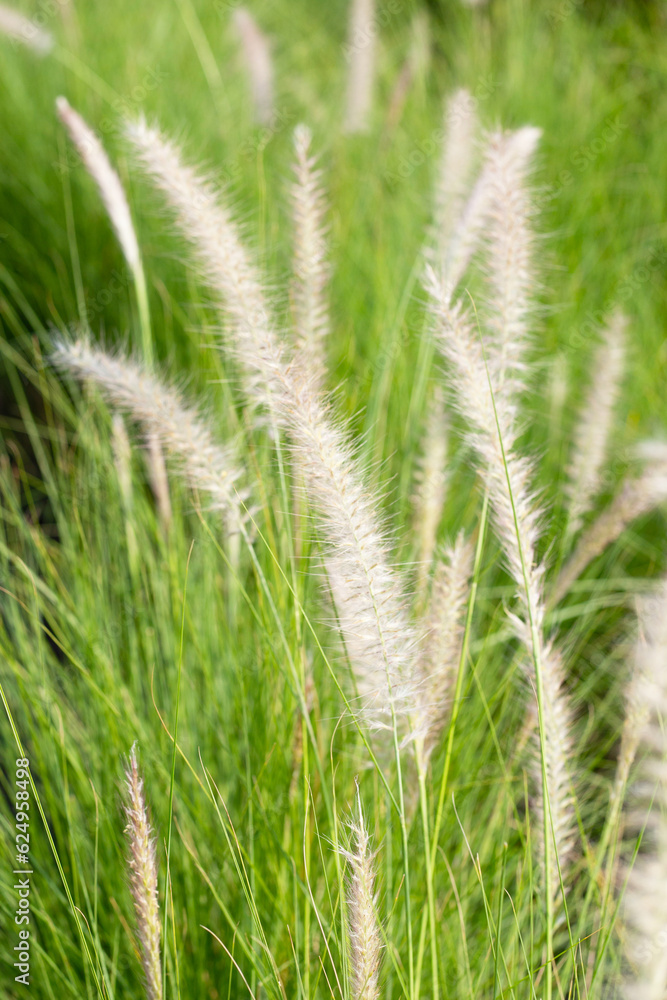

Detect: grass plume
[52, 339, 247, 531]
[124, 744, 162, 1000]
[290, 124, 330, 386]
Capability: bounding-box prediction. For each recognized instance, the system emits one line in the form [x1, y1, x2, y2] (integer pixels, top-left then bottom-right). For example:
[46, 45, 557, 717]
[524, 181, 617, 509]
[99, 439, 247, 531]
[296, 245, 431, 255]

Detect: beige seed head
[344, 0, 376, 134]
[56, 97, 140, 271]
[124, 745, 162, 1000]
[0, 3, 53, 54]
[344, 789, 382, 1000]
[233, 8, 274, 126]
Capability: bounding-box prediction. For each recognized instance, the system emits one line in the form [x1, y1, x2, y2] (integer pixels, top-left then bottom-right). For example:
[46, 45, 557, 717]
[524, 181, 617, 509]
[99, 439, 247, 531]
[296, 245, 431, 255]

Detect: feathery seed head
[0, 3, 53, 53]
[433, 88, 479, 264]
[440, 125, 540, 301]
[567, 311, 627, 534]
[414, 533, 473, 762]
[343, 789, 382, 1000]
[622, 580, 667, 1000]
[56, 97, 140, 270]
[52, 338, 248, 532]
[124, 744, 162, 1000]
[344, 0, 376, 134]
[413, 385, 449, 595]
[233, 8, 274, 126]
[125, 116, 280, 412]
[291, 124, 330, 385]
[482, 125, 541, 390]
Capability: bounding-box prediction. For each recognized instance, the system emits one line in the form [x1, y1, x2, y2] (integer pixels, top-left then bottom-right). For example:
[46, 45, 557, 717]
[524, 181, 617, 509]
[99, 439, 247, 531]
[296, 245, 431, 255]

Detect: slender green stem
[133, 259, 152, 364]
[418, 758, 439, 1000]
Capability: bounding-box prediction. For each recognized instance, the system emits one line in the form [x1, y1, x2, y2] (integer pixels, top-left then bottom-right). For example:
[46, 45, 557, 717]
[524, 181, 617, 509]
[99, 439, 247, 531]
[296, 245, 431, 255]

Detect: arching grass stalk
[133, 256, 153, 364]
[162, 541, 194, 1000]
[483, 358, 554, 1000]
[416, 753, 439, 1000]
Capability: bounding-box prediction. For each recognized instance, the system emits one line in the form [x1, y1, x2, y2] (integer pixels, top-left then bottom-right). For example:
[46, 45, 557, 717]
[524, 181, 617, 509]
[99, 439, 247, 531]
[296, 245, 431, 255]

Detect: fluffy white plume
[343, 789, 382, 1000]
[56, 97, 140, 270]
[52, 339, 247, 531]
[622, 581, 667, 1000]
[126, 118, 274, 407]
[124, 745, 162, 1000]
[344, 0, 376, 134]
[440, 127, 538, 300]
[126, 119, 418, 733]
[414, 534, 473, 761]
[233, 8, 274, 126]
[433, 88, 478, 264]
[291, 124, 330, 385]
[567, 312, 627, 534]
[412, 385, 449, 596]
[483, 126, 542, 388]
[0, 3, 52, 54]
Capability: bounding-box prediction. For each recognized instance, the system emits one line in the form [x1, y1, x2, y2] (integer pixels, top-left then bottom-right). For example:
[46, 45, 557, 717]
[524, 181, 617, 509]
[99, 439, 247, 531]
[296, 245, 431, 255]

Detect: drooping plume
[291, 124, 330, 385]
[0, 3, 52, 54]
[56, 97, 140, 271]
[621, 581, 667, 1000]
[52, 339, 247, 532]
[126, 119, 418, 734]
[344, 0, 376, 134]
[123, 745, 162, 1000]
[343, 789, 382, 1000]
[233, 8, 274, 126]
